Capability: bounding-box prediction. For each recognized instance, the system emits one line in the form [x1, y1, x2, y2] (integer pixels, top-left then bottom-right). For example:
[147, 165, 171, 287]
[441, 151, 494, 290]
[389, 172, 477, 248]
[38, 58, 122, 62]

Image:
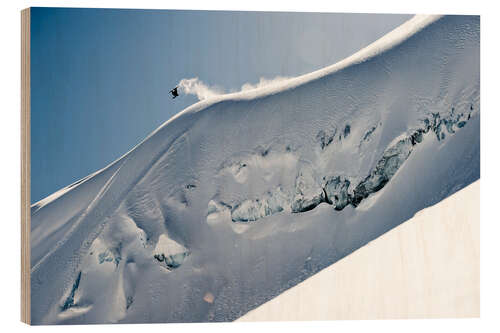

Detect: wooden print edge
[21, 7, 31, 325]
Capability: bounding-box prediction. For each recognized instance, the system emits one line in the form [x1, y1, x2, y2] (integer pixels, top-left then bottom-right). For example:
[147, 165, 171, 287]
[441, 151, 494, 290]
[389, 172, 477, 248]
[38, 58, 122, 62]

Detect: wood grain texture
[21, 7, 30, 325]
[239, 181, 479, 321]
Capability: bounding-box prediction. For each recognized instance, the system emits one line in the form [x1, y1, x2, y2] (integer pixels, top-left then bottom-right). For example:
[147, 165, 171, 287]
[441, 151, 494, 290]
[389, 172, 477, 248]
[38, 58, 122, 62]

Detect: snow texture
[30, 15, 479, 324]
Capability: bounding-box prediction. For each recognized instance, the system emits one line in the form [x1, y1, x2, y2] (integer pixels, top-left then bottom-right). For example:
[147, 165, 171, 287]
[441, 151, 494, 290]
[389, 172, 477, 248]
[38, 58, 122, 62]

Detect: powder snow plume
[177, 78, 223, 100]
[177, 76, 291, 100]
[240, 76, 291, 92]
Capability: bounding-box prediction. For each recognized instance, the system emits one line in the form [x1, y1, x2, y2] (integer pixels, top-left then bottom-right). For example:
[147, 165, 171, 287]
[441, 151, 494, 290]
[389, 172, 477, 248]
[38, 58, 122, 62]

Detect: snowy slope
[238, 181, 479, 321]
[30, 15, 480, 324]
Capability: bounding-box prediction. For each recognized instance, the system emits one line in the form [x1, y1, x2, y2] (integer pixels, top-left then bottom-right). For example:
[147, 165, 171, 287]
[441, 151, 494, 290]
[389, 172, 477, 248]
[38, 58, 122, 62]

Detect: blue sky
[30, 7, 411, 203]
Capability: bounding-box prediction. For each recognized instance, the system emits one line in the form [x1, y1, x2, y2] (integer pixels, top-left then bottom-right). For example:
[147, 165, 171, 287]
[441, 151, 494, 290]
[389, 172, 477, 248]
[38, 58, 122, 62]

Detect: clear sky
[30, 7, 411, 204]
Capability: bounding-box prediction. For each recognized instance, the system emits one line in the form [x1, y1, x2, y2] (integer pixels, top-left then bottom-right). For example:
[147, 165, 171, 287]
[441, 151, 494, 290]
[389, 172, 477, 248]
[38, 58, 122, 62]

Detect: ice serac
[30, 15, 479, 324]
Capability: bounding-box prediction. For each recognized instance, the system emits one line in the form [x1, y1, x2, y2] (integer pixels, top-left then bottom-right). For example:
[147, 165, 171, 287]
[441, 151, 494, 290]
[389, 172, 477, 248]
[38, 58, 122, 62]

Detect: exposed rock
[61, 272, 82, 311]
[344, 124, 351, 138]
[324, 176, 351, 210]
[352, 137, 413, 206]
[153, 234, 190, 270]
[231, 187, 289, 222]
[291, 169, 325, 213]
[316, 128, 336, 150]
[154, 252, 189, 270]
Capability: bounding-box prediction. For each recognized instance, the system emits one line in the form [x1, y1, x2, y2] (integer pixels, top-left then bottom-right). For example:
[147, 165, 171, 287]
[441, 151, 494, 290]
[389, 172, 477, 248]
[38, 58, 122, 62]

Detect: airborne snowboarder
[170, 86, 179, 99]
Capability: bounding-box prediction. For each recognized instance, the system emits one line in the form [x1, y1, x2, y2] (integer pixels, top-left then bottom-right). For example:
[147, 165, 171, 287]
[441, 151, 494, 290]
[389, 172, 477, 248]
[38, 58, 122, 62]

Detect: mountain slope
[30, 14, 480, 324]
[239, 181, 479, 321]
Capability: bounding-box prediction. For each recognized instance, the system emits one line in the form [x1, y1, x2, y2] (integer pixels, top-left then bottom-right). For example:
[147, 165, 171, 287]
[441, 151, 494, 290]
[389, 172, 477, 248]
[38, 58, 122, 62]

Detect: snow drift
[30, 15, 480, 324]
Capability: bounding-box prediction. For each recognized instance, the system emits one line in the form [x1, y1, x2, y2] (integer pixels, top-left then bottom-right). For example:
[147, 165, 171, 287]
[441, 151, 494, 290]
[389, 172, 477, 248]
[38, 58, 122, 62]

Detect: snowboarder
[170, 86, 179, 99]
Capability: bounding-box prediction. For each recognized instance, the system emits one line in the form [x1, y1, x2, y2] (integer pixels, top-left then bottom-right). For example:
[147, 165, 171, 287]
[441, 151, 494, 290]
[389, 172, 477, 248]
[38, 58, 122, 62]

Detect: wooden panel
[21, 7, 31, 325]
